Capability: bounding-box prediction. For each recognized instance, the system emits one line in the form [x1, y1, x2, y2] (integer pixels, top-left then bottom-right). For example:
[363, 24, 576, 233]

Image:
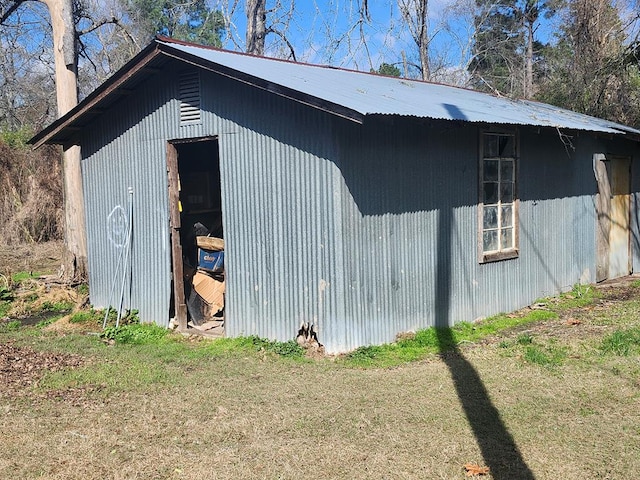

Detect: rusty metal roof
[31, 36, 640, 147]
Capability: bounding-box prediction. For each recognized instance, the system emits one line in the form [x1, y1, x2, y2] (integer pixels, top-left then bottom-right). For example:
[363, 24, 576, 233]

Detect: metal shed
[32, 37, 640, 354]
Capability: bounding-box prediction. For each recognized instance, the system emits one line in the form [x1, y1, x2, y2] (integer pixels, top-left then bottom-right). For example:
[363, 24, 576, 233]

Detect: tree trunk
[246, 0, 266, 55]
[524, 18, 534, 98]
[417, 0, 430, 81]
[399, 0, 430, 81]
[43, 0, 88, 280]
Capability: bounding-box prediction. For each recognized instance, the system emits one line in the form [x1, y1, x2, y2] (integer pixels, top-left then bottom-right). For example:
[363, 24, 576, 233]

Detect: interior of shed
[173, 138, 225, 335]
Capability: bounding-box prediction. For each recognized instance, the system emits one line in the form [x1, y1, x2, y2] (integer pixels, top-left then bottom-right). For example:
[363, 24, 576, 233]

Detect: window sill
[480, 249, 519, 264]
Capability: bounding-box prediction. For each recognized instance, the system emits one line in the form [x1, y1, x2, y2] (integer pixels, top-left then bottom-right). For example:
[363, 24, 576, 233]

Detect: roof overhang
[30, 42, 163, 148]
[29, 37, 364, 148]
[30, 36, 640, 148]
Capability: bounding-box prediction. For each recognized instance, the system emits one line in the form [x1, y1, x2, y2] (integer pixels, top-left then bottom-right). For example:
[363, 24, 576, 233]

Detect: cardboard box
[198, 248, 224, 273]
[192, 271, 225, 315]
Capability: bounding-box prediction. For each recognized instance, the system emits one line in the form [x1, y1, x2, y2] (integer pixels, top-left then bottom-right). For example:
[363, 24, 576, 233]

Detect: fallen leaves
[464, 463, 490, 477]
[0, 341, 84, 391]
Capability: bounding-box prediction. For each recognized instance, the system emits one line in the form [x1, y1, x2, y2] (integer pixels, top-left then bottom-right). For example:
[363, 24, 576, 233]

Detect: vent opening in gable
[179, 71, 201, 124]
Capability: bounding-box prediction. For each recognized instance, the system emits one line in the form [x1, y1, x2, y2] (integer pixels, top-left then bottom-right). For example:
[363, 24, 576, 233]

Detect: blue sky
[218, 0, 475, 77]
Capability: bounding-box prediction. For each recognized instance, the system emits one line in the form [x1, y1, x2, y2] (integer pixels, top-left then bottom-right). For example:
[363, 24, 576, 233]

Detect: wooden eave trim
[30, 44, 163, 149]
[159, 46, 365, 124]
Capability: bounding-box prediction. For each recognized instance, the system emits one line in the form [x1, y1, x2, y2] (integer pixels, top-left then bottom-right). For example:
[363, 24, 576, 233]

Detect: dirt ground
[0, 241, 83, 401]
[0, 241, 63, 276]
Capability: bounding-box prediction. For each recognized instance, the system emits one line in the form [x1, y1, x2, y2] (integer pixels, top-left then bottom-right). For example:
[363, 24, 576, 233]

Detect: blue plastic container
[197, 249, 224, 273]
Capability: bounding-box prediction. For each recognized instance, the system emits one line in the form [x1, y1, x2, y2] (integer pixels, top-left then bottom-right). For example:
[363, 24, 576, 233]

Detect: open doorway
[167, 137, 225, 335]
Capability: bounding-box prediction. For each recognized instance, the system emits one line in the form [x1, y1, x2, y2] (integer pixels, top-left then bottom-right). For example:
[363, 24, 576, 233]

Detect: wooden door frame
[594, 153, 632, 282]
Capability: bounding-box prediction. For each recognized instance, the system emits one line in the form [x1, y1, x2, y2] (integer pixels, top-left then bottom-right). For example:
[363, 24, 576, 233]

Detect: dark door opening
[167, 137, 225, 334]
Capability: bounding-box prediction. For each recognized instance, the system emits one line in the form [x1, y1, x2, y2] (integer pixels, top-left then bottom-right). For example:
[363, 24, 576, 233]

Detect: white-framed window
[479, 130, 518, 263]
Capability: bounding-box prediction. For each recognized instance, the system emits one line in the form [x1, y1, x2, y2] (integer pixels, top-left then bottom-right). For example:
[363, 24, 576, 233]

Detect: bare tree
[0, 4, 55, 129]
[1, 0, 132, 280]
[245, 0, 266, 54]
[398, 0, 430, 80]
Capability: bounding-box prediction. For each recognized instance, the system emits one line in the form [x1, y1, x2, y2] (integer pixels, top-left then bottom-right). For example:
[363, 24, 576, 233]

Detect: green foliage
[39, 300, 73, 314]
[35, 317, 57, 328]
[0, 275, 14, 317]
[600, 328, 640, 356]
[535, 1, 638, 125]
[11, 271, 39, 284]
[102, 309, 140, 327]
[0, 320, 21, 332]
[522, 340, 568, 368]
[127, 0, 225, 46]
[101, 323, 169, 345]
[517, 333, 533, 345]
[69, 310, 102, 324]
[341, 308, 560, 368]
[374, 63, 401, 77]
[470, 0, 523, 94]
[498, 333, 568, 369]
[0, 127, 33, 149]
[0, 285, 13, 302]
[554, 284, 600, 309]
[346, 345, 385, 362]
[469, 0, 554, 97]
[249, 336, 305, 359]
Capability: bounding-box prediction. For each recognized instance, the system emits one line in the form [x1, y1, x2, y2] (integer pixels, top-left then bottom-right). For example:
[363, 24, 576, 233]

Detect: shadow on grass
[435, 208, 535, 479]
[435, 327, 535, 479]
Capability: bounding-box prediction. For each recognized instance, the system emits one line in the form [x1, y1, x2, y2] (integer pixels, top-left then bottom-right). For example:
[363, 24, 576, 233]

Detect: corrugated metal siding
[210, 75, 345, 346]
[81, 73, 178, 326]
[630, 146, 640, 273]
[331, 122, 611, 352]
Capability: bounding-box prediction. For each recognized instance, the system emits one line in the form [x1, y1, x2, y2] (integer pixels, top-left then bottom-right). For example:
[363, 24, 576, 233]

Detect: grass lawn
[1, 278, 639, 479]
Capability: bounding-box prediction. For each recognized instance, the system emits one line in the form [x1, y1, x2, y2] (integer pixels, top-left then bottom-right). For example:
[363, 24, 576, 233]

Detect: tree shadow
[435, 208, 535, 480]
[435, 328, 535, 479]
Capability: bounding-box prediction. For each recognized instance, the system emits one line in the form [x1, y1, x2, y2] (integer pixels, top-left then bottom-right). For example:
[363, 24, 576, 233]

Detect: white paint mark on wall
[107, 205, 128, 248]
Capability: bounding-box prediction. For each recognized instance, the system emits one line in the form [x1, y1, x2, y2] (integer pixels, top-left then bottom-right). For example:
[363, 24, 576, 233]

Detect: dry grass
[0, 142, 63, 246]
[0, 280, 639, 479]
[0, 240, 63, 277]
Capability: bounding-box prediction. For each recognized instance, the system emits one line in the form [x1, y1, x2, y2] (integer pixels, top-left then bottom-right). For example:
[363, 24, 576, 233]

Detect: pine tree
[469, 0, 523, 96]
[126, 0, 225, 47]
[469, 0, 553, 98]
[536, 0, 640, 125]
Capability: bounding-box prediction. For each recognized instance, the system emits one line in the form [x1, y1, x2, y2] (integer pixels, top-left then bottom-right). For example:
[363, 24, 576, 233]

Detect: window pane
[501, 182, 514, 203]
[484, 160, 499, 181]
[483, 230, 498, 252]
[484, 135, 499, 157]
[484, 182, 499, 204]
[501, 205, 513, 227]
[498, 135, 515, 157]
[483, 206, 498, 229]
[500, 159, 514, 181]
[501, 228, 513, 249]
